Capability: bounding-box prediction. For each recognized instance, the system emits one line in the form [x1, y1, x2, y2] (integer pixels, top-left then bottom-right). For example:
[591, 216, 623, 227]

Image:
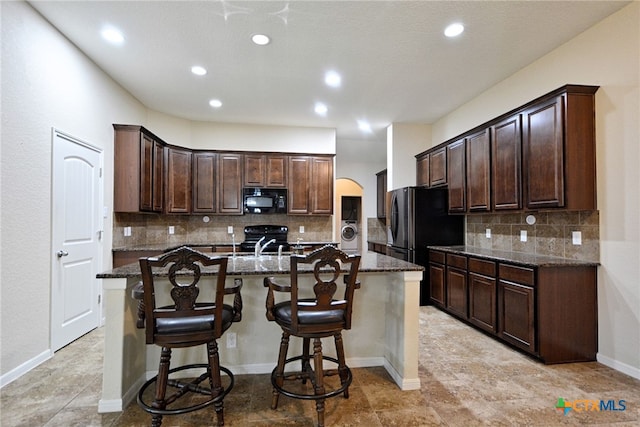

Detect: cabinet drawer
[469, 258, 496, 277]
[447, 253, 467, 269]
[429, 250, 445, 264]
[499, 264, 534, 286]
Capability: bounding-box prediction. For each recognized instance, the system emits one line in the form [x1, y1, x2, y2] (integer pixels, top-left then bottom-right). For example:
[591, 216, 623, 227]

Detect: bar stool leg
[152, 347, 171, 427]
[207, 341, 224, 426]
[313, 338, 326, 427]
[272, 332, 290, 409]
[301, 337, 311, 384]
[334, 333, 349, 398]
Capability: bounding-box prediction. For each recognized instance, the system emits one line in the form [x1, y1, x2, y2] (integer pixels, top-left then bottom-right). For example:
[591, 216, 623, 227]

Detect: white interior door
[51, 129, 103, 351]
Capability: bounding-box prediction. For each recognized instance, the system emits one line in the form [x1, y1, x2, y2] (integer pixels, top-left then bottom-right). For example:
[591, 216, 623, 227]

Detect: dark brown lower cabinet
[428, 249, 597, 364]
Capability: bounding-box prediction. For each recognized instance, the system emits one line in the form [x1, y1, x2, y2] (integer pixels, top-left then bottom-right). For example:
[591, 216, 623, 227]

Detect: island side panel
[383, 270, 423, 390]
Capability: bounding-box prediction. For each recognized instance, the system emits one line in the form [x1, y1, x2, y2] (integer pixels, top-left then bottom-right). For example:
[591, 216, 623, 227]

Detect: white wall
[430, 3, 640, 378]
[386, 123, 431, 190]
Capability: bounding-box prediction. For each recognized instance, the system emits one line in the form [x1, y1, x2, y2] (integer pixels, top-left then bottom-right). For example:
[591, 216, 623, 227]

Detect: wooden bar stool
[136, 246, 242, 426]
[263, 245, 361, 427]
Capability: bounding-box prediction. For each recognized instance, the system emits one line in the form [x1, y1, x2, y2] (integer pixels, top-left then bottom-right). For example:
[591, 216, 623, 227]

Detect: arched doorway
[335, 178, 363, 251]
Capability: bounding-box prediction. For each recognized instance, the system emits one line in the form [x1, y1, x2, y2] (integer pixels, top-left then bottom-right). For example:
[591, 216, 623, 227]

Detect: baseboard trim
[597, 353, 640, 380]
[383, 359, 421, 390]
[0, 349, 52, 388]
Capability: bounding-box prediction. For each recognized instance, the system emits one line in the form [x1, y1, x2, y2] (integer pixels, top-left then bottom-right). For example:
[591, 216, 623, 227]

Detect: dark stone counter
[98, 250, 424, 279]
[427, 245, 599, 267]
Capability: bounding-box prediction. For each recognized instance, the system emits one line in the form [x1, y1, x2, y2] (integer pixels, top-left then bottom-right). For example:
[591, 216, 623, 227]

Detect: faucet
[254, 236, 265, 257]
[278, 244, 283, 258]
[258, 238, 276, 256]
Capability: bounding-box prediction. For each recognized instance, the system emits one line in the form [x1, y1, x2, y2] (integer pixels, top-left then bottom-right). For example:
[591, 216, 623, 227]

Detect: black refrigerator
[387, 187, 464, 305]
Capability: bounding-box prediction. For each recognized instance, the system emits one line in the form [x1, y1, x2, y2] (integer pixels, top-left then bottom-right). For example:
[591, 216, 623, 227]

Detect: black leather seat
[136, 246, 242, 427]
[264, 245, 361, 427]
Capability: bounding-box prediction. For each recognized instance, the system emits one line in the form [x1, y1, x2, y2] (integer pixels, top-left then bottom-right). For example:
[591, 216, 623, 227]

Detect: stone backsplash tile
[114, 213, 333, 248]
[465, 211, 599, 262]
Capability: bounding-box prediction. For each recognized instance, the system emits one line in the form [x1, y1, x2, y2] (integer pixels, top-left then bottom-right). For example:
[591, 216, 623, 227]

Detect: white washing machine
[340, 220, 358, 250]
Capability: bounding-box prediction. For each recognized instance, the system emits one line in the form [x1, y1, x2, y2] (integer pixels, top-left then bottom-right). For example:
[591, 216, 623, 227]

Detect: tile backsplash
[113, 213, 333, 248]
[466, 211, 599, 262]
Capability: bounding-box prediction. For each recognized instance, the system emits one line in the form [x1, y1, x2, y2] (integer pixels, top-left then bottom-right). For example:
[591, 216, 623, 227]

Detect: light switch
[572, 231, 582, 245]
[299, 226, 305, 233]
[168, 226, 175, 235]
[485, 228, 491, 239]
[520, 230, 527, 242]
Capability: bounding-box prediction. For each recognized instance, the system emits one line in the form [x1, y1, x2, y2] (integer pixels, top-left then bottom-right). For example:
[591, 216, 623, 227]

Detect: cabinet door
[376, 170, 387, 219]
[447, 139, 466, 212]
[522, 95, 565, 209]
[498, 279, 535, 353]
[468, 272, 496, 333]
[466, 129, 491, 212]
[266, 155, 288, 187]
[429, 148, 447, 187]
[165, 147, 192, 213]
[429, 263, 446, 307]
[218, 153, 243, 214]
[192, 152, 217, 213]
[416, 154, 429, 187]
[492, 115, 522, 210]
[244, 154, 265, 187]
[288, 156, 310, 214]
[139, 134, 157, 212]
[152, 142, 164, 212]
[446, 266, 467, 318]
[310, 156, 333, 214]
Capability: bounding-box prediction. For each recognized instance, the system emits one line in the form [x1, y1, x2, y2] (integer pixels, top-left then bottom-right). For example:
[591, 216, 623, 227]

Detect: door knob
[56, 250, 69, 258]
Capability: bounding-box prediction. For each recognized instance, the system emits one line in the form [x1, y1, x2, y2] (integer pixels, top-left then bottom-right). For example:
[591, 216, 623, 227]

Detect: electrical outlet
[485, 228, 491, 239]
[123, 226, 131, 237]
[168, 226, 175, 235]
[227, 226, 233, 234]
[226, 332, 236, 348]
[520, 230, 527, 242]
[299, 226, 305, 233]
[572, 231, 582, 245]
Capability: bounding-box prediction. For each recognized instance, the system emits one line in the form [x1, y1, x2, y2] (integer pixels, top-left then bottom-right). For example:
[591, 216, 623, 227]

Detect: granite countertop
[427, 245, 599, 267]
[98, 251, 424, 279]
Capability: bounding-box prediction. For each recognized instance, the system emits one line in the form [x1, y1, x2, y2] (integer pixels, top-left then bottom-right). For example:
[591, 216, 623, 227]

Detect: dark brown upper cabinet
[447, 139, 466, 213]
[265, 155, 288, 187]
[466, 128, 491, 212]
[192, 152, 217, 213]
[164, 146, 192, 214]
[491, 115, 522, 210]
[217, 153, 243, 214]
[244, 153, 288, 188]
[416, 154, 429, 187]
[114, 125, 164, 213]
[429, 148, 447, 187]
[288, 155, 334, 215]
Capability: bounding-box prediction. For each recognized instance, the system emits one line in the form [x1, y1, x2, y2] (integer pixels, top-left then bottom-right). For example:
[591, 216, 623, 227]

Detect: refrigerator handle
[390, 192, 398, 242]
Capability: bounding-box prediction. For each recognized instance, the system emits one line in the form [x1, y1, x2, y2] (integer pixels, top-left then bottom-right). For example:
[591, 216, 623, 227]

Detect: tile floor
[2, 306, 639, 426]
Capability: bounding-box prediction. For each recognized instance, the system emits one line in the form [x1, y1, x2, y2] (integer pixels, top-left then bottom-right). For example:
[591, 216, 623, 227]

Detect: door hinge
[98, 294, 101, 304]
[99, 167, 103, 177]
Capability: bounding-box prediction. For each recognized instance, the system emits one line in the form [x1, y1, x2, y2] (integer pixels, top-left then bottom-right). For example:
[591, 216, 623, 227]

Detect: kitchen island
[96, 250, 424, 413]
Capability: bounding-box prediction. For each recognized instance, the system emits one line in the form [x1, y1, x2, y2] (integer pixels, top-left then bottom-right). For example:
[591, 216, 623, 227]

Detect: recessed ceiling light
[314, 102, 328, 116]
[101, 27, 124, 44]
[357, 120, 372, 133]
[191, 66, 207, 76]
[209, 99, 222, 108]
[444, 23, 464, 38]
[324, 71, 342, 88]
[251, 34, 270, 45]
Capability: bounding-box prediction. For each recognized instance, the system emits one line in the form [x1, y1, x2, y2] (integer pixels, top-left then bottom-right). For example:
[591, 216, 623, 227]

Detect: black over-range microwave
[243, 188, 287, 214]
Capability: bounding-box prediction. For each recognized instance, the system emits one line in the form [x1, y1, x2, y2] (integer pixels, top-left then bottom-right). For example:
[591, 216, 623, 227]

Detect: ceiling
[29, 1, 629, 143]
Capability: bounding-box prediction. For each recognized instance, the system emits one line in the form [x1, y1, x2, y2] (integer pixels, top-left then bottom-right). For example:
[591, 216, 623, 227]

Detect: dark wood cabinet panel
[429, 148, 447, 187]
[492, 115, 522, 210]
[498, 279, 535, 353]
[218, 153, 243, 214]
[288, 155, 334, 215]
[114, 125, 164, 213]
[288, 156, 310, 214]
[447, 139, 466, 213]
[522, 95, 565, 209]
[310, 156, 333, 214]
[416, 154, 429, 187]
[376, 169, 387, 219]
[429, 262, 446, 307]
[469, 272, 497, 333]
[446, 266, 467, 318]
[266, 155, 288, 187]
[466, 128, 491, 212]
[192, 152, 217, 213]
[243, 154, 266, 187]
[165, 147, 192, 214]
